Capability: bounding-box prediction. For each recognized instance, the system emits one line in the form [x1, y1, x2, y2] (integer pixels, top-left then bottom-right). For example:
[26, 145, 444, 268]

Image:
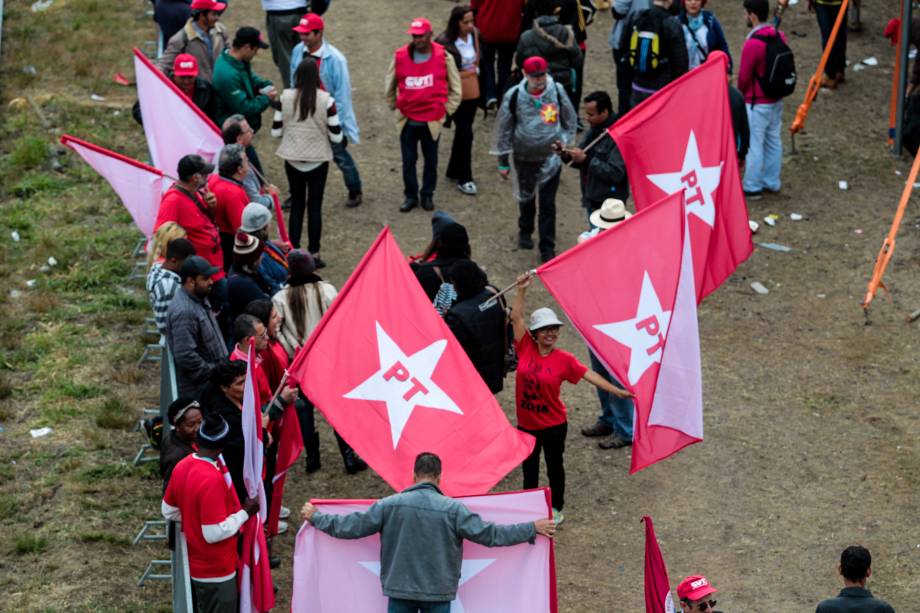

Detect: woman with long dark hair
[273, 57, 343, 268]
[436, 5, 481, 196]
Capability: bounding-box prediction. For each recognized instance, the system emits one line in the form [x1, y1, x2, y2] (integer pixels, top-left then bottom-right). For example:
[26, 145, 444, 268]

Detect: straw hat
[589, 198, 632, 229]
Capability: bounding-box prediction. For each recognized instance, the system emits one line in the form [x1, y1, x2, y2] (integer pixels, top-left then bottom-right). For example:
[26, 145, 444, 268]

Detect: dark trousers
[399, 122, 439, 202]
[331, 138, 362, 194]
[191, 577, 238, 613]
[296, 394, 359, 468]
[516, 162, 560, 258]
[816, 3, 848, 78]
[480, 40, 517, 103]
[387, 598, 451, 613]
[446, 99, 478, 183]
[265, 10, 302, 88]
[520, 421, 567, 511]
[285, 161, 329, 254]
[612, 48, 634, 117]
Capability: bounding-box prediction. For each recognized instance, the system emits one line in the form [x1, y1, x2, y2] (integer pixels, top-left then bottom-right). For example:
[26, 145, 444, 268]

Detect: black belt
[266, 7, 305, 16]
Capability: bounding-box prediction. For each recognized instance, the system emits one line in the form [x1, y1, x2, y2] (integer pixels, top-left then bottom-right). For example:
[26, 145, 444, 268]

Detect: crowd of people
[137, 0, 897, 610]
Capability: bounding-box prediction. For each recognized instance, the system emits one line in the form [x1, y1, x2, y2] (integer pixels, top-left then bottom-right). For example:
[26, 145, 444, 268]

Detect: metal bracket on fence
[132, 237, 147, 258]
[137, 343, 162, 368]
[133, 520, 168, 545]
[133, 443, 158, 465]
[144, 317, 159, 336]
[129, 260, 147, 281]
[137, 559, 172, 586]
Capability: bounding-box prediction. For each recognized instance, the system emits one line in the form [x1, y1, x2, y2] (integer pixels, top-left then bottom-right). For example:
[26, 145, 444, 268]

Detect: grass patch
[78, 462, 136, 482]
[14, 534, 48, 555]
[0, 498, 19, 520]
[77, 531, 131, 547]
[94, 397, 135, 430]
[8, 137, 48, 171]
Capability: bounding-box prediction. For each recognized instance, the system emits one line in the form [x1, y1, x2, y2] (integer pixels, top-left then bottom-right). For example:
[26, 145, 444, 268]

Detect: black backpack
[752, 32, 797, 99]
[627, 9, 669, 75]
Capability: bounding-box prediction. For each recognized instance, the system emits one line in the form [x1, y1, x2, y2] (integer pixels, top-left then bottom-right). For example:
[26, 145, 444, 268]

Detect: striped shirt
[147, 262, 181, 336]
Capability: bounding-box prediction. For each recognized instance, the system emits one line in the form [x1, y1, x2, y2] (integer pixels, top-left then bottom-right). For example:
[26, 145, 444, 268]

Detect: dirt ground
[4, 0, 920, 609]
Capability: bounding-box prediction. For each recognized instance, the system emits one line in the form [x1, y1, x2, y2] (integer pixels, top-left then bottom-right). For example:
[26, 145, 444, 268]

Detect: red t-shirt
[163, 454, 242, 579]
[207, 175, 249, 235]
[155, 187, 226, 280]
[514, 335, 587, 430]
[230, 346, 272, 406]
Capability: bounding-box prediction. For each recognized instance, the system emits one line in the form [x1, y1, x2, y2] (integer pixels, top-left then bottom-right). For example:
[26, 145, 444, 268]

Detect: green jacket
[212, 50, 273, 131]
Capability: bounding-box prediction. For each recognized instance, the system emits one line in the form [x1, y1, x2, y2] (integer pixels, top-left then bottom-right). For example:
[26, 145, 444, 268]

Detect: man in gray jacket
[166, 256, 229, 398]
[301, 452, 556, 613]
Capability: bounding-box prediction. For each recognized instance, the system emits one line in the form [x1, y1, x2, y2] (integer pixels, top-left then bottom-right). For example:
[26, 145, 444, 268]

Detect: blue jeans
[399, 122, 439, 202]
[331, 138, 362, 194]
[743, 101, 783, 193]
[588, 351, 634, 440]
[387, 598, 451, 613]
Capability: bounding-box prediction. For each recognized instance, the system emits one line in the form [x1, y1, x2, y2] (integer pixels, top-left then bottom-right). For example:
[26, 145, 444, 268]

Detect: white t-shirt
[455, 34, 478, 72]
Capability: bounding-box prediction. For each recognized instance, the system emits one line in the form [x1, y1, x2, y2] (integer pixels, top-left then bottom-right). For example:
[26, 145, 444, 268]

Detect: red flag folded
[536, 192, 703, 473]
[289, 227, 535, 495]
[609, 52, 752, 302]
[643, 516, 675, 613]
[266, 401, 303, 536]
[239, 343, 274, 613]
[60, 134, 165, 237]
[133, 48, 223, 176]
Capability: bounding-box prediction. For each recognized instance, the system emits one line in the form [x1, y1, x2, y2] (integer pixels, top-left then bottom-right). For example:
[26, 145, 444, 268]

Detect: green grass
[94, 397, 136, 430]
[14, 534, 48, 555]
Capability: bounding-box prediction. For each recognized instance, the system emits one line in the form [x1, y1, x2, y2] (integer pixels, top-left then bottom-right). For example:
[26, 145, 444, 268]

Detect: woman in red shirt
[510, 272, 633, 525]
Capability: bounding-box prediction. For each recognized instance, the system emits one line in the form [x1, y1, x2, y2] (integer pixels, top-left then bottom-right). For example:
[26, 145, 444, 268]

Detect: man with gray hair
[221, 114, 278, 208]
[207, 144, 252, 270]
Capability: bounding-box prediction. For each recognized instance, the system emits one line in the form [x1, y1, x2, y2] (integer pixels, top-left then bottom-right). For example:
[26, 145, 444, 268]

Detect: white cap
[528, 307, 564, 331]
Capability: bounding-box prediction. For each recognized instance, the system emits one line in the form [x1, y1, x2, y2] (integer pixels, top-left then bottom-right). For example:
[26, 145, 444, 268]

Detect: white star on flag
[359, 558, 496, 613]
[344, 322, 462, 449]
[646, 131, 722, 227]
[594, 272, 672, 386]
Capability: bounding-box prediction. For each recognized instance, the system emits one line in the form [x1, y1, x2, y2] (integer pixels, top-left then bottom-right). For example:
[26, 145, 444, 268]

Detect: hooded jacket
[515, 16, 583, 91]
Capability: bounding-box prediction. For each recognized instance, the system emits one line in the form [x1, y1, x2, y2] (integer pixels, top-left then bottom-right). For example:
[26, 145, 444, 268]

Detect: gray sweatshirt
[492, 76, 577, 164]
[310, 482, 537, 602]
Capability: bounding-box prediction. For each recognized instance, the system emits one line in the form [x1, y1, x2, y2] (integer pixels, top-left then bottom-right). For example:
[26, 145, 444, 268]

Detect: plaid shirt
[147, 263, 181, 336]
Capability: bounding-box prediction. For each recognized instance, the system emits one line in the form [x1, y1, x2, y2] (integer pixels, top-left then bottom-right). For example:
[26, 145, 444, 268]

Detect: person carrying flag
[509, 272, 633, 524]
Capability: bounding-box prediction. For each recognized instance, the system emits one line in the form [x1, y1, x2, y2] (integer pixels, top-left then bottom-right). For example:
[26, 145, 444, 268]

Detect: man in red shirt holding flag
[385, 17, 462, 213]
[162, 414, 259, 613]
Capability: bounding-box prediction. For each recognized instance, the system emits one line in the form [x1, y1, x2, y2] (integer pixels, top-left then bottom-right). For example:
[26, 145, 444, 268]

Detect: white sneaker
[457, 181, 477, 196]
[277, 520, 289, 535]
[279, 505, 291, 520]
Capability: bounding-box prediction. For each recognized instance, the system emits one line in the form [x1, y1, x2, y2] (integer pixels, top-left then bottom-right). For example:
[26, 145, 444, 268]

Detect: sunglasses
[693, 600, 717, 611]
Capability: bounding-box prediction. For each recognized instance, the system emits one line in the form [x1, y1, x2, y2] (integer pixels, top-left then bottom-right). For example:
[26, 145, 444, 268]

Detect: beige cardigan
[272, 281, 338, 359]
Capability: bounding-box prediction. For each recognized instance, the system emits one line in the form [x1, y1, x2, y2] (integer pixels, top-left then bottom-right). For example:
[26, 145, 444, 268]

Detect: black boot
[336, 431, 367, 474]
[305, 431, 321, 473]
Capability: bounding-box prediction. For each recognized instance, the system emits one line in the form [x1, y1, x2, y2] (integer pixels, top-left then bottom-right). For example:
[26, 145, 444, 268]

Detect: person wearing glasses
[677, 575, 721, 612]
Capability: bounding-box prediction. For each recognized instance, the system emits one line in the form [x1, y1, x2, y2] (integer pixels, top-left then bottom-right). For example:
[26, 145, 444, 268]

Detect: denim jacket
[290, 40, 360, 143]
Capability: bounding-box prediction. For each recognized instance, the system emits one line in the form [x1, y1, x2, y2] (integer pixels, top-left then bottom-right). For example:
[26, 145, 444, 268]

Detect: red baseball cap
[173, 53, 199, 77]
[190, 0, 226, 11]
[676, 576, 717, 602]
[407, 17, 432, 36]
[522, 56, 548, 76]
[293, 13, 324, 33]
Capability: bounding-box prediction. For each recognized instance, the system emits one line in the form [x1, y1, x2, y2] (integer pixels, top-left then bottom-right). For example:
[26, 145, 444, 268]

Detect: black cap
[197, 414, 230, 448]
[177, 154, 215, 181]
[180, 255, 220, 281]
[234, 26, 270, 49]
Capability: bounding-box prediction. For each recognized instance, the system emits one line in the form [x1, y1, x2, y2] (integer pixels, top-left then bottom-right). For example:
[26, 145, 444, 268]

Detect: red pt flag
[609, 52, 752, 302]
[643, 516, 675, 613]
[289, 227, 534, 495]
[60, 134, 164, 237]
[133, 48, 223, 176]
[536, 192, 703, 473]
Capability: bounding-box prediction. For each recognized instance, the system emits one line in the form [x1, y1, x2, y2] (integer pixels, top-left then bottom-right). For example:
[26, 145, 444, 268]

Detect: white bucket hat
[589, 198, 632, 230]
[528, 307, 564, 331]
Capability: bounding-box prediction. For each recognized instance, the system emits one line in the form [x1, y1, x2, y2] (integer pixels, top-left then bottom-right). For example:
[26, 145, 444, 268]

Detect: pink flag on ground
[292, 488, 556, 613]
[239, 342, 275, 613]
[288, 227, 534, 495]
[610, 52, 752, 302]
[60, 134, 164, 237]
[536, 192, 703, 473]
[133, 48, 223, 177]
[643, 516, 675, 613]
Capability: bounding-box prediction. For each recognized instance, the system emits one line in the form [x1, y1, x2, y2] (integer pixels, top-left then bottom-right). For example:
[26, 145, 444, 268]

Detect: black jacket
[571, 114, 629, 205]
[444, 289, 507, 393]
[515, 16, 583, 92]
[159, 430, 195, 489]
[132, 76, 217, 126]
[617, 6, 688, 92]
[729, 85, 750, 162]
[227, 269, 271, 323]
[416, 257, 467, 302]
[815, 587, 895, 613]
[205, 393, 246, 504]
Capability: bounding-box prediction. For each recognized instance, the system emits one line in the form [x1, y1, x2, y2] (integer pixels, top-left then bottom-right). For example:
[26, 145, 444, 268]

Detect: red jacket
[472, 0, 526, 44]
[155, 186, 225, 280]
[738, 25, 787, 104]
[207, 175, 249, 235]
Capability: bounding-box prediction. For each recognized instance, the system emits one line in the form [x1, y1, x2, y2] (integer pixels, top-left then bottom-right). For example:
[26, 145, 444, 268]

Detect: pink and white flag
[133, 48, 223, 177]
[292, 489, 557, 613]
[239, 342, 274, 613]
[60, 134, 164, 237]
